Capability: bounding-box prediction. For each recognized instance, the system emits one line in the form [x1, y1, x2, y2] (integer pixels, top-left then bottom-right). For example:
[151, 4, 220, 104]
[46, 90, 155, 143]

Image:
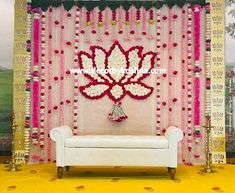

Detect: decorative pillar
[210, 0, 226, 164]
[13, 0, 28, 163]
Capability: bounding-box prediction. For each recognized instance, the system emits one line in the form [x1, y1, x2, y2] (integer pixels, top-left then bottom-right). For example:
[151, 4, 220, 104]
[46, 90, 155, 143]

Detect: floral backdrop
[24, 3, 207, 165]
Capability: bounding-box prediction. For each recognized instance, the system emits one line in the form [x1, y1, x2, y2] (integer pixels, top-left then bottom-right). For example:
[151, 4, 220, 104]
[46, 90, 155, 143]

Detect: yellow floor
[0, 163, 235, 193]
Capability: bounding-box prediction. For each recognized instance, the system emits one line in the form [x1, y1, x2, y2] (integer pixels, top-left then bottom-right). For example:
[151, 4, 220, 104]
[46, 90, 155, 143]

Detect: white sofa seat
[50, 125, 183, 179]
[65, 135, 169, 149]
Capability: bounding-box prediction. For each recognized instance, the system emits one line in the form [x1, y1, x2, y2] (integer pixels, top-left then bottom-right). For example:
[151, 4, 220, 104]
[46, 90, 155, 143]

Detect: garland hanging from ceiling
[31, 0, 205, 11]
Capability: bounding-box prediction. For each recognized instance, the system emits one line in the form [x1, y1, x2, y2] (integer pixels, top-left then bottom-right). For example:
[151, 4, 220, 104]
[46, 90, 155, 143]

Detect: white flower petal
[94, 48, 113, 82]
[122, 48, 141, 83]
[80, 54, 104, 82]
[131, 53, 155, 82]
[124, 83, 153, 98]
[107, 44, 126, 82]
[82, 84, 109, 98]
[110, 85, 124, 100]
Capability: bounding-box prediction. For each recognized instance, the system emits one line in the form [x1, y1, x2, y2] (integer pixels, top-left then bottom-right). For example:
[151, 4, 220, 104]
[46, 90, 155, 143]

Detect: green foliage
[226, 0, 235, 38]
[0, 70, 13, 134]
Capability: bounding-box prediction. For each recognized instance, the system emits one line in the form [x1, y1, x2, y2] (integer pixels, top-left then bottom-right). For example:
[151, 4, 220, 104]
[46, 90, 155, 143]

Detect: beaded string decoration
[118, 7, 124, 34]
[167, 8, 173, 125]
[39, 10, 46, 149]
[181, 6, 187, 163]
[193, 4, 202, 159]
[124, 10, 130, 41]
[205, 0, 211, 117]
[25, 0, 32, 159]
[142, 8, 147, 35]
[147, 9, 154, 39]
[85, 10, 91, 43]
[130, 6, 135, 35]
[161, 7, 169, 134]
[186, 6, 193, 165]
[97, 10, 103, 41]
[32, 9, 40, 146]
[135, 8, 141, 40]
[91, 8, 97, 34]
[156, 9, 161, 136]
[172, 7, 179, 127]
[73, 8, 80, 135]
[111, 9, 117, 42]
[59, 6, 65, 126]
[47, 7, 53, 161]
[104, 7, 110, 36]
[80, 7, 85, 35]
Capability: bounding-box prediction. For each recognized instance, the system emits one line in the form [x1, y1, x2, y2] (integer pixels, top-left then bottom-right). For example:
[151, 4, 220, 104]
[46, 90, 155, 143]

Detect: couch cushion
[65, 135, 168, 149]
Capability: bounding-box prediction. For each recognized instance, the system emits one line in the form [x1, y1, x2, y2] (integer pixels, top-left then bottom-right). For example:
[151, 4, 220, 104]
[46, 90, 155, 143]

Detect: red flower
[173, 14, 178, 19]
[173, 42, 178, 47]
[66, 41, 71, 46]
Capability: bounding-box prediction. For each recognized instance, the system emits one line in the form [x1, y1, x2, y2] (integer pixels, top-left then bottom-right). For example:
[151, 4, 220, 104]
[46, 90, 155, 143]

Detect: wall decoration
[210, 0, 226, 164]
[11, 0, 225, 164]
[78, 41, 155, 119]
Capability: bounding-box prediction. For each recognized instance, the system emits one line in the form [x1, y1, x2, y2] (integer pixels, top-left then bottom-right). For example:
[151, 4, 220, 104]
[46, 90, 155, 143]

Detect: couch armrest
[50, 125, 73, 142]
[164, 126, 183, 167]
[50, 125, 73, 167]
[164, 126, 183, 143]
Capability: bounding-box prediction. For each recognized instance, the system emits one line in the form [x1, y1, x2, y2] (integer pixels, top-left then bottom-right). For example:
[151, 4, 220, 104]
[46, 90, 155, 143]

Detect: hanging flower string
[147, 9, 154, 39]
[186, 6, 193, 166]
[135, 9, 141, 40]
[59, 6, 65, 126]
[73, 8, 80, 135]
[124, 10, 130, 41]
[142, 8, 147, 35]
[97, 10, 103, 41]
[105, 7, 110, 35]
[118, 7, 124, 34]
[25, 0, 32, 159]
[80, 8, 85, 34]
[32, 9, 40, 145]
[156, 9, 161, 136]
[193, 5, 201, 127]
[130, 7, 135, 35]
[111, 9, 117, 41]
[205, 0, 211, 116]
[91, 8, 97, 34]
[181, 6, 187, 163]
[85, 10, 91, 43]
[167, 9, 173, 124]
[47, 7, 53, 161]
[193, 4, 202, 159]
[39, 10, 46, 149]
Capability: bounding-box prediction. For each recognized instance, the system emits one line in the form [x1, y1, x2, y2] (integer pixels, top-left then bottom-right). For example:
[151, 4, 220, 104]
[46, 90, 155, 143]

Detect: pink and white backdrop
[26, 4, 206, 165]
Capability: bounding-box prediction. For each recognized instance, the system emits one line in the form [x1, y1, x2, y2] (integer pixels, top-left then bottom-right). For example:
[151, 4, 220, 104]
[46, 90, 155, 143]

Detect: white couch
[50, 125, 183, 179]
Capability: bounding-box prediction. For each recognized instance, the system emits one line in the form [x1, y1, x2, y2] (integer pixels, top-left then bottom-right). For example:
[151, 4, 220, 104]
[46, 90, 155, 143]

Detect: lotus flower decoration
[78, 41, 156, 121]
